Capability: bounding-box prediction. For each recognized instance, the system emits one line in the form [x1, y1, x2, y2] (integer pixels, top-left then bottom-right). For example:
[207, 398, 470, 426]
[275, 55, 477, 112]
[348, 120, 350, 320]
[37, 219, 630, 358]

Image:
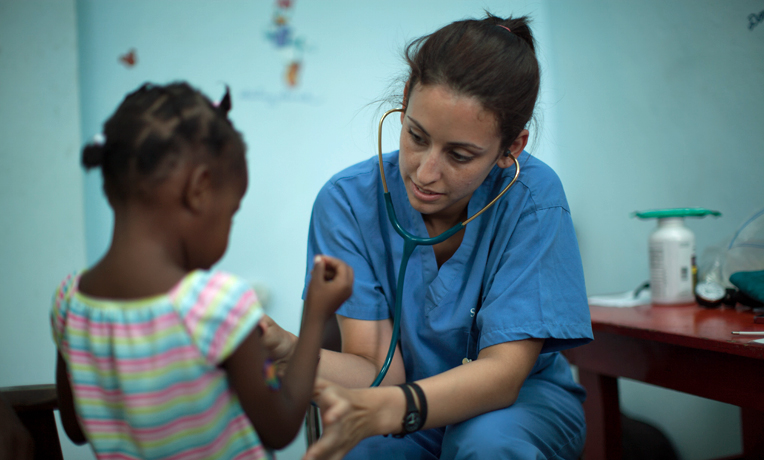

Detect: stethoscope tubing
[370, 108, 520, 387]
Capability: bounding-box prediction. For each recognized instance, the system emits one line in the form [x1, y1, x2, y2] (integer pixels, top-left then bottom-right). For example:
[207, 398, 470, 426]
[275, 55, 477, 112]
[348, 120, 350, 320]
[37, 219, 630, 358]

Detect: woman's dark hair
[81, 81, 244, 201]
[403, 13, 540, 151]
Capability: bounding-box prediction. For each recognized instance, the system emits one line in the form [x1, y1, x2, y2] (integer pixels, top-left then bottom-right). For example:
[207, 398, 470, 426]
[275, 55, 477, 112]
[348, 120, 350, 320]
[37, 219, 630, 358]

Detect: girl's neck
[79, 209, 188, 300]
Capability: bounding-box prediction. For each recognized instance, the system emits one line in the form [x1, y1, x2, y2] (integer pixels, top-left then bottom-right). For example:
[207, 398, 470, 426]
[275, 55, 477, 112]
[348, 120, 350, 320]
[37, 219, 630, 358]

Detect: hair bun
[81, 143, 105, 169]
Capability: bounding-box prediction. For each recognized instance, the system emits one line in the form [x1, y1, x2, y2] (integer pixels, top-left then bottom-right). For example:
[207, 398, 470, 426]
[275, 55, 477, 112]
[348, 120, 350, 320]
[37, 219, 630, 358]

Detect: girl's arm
[224, 255, 353, 450]
[55, 353, 87, 445]
[223, 326, 313, 449]
[304, 338, 543, 460]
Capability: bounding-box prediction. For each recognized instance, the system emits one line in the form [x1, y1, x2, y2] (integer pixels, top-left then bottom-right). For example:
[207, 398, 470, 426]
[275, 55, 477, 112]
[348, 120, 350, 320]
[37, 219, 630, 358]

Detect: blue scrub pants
[343, 359, 586, 459]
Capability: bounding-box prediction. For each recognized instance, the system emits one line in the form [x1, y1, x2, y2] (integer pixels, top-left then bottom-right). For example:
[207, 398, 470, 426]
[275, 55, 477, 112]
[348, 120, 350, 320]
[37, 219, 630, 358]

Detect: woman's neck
[422, 205, 468, 268]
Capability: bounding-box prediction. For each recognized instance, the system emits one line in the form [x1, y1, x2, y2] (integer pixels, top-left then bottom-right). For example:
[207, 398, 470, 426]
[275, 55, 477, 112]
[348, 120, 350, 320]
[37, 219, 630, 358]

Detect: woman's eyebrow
[406, 116, 430, 138]
[406, 115, 486, 151]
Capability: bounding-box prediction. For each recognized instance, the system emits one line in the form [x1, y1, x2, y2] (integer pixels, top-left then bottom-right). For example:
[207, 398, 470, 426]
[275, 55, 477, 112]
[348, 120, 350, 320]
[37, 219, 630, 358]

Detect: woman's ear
[183, 163, 212, 213]
[497, 129, 529, 169]
[400, 80, 411, 122]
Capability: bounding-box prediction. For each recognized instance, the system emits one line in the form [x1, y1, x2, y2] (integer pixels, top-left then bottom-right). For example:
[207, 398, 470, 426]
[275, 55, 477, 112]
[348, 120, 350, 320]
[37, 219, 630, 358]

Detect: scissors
[370, 108, 521, 387]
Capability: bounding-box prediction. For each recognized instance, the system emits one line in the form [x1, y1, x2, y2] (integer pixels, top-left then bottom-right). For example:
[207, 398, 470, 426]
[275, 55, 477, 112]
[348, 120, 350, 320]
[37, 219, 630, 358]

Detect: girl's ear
[497, 129, 529, 169]
[183, 163, 212, 213]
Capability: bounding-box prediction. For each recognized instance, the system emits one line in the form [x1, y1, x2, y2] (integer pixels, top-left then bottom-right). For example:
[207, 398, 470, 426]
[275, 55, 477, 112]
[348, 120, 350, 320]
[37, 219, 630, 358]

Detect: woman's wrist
[374, 386, 408, 436]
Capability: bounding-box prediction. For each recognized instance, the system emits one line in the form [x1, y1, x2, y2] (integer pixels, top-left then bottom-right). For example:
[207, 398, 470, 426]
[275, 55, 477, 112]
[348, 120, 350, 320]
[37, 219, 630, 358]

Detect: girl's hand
[303, 379, 380, 460]
[305, 255, 354, 319]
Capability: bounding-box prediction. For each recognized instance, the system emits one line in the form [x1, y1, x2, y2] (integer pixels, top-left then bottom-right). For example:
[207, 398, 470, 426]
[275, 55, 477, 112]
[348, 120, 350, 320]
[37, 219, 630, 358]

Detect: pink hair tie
[497, 25, 512, 33]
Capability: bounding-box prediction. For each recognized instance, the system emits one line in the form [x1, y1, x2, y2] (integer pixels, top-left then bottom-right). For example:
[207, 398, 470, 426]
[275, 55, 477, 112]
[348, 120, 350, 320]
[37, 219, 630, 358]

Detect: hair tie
[92, 133, 106, 146]
[497, 25, 512, 33]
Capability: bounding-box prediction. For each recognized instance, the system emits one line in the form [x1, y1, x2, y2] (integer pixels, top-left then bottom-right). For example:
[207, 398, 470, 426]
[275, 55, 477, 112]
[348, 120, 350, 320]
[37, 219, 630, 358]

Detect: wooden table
[563, 303, 764, 460]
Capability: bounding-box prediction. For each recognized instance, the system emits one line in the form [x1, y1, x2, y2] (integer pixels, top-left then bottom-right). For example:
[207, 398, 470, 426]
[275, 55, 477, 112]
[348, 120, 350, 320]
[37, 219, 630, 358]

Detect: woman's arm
[318, 315, 406, 388]
[259, 314, 406, 389]
[304, 338, 543, 460]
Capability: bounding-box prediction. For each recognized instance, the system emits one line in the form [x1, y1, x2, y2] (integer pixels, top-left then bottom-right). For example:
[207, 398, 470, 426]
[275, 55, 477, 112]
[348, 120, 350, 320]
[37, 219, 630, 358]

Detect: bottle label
[649, 240, 695, 303]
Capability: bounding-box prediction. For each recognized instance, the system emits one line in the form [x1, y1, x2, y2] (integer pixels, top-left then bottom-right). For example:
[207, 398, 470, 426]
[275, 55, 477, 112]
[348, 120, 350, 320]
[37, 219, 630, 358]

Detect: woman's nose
[416, 148, 441, 184]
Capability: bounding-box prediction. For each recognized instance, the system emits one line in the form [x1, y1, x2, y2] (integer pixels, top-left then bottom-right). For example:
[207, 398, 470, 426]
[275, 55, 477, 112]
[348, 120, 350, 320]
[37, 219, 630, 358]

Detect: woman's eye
[408, 129, 425, 145]
[450, 151, 470, 163]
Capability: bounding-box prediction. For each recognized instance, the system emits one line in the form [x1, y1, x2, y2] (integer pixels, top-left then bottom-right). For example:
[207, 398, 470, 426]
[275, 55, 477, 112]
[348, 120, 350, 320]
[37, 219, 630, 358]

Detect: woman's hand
[303, 379, 401, 460]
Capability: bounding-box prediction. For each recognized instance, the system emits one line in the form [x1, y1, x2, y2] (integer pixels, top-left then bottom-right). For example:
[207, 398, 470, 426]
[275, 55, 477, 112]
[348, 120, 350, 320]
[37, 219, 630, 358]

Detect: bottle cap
[632, 208, 721, 219]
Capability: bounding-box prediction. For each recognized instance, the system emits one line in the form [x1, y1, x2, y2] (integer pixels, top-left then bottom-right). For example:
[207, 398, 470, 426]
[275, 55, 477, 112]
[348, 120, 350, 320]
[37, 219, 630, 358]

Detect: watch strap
[393, 383, 421, 437]
[408, 382, 428, 430]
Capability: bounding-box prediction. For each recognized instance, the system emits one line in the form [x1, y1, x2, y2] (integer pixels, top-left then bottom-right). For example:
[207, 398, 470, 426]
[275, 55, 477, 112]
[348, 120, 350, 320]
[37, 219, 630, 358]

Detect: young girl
[51, 82, 353, 460]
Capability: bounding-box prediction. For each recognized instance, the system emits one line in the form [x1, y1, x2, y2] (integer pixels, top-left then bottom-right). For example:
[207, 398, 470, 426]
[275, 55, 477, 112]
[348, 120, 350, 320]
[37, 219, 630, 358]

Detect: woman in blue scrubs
[263, 13, 592, 460]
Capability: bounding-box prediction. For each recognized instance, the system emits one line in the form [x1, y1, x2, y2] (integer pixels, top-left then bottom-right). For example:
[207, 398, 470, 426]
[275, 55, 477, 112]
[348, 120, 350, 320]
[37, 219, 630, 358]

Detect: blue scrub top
[304, 151, 592, 383]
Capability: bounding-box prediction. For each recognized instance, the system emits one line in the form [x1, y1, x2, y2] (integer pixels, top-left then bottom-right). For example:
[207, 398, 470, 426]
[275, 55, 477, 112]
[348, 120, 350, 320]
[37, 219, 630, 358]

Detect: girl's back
[52, 271, 268, 459]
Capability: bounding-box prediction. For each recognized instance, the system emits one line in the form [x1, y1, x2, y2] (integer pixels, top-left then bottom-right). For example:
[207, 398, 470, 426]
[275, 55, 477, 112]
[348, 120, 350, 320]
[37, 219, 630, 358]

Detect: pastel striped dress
[50, 270, 270, 460]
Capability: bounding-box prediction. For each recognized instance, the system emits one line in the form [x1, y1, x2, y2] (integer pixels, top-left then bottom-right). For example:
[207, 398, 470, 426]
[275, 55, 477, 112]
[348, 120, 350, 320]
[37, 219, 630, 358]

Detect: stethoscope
[370, 108, 521, 387]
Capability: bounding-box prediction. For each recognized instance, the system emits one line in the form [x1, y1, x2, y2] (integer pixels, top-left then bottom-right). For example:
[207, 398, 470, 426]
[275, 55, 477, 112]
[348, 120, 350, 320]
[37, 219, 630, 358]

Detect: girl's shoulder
[171, 270, 264, 364]
[50, 271, 85, 348]
[170, 270, 259, 309]
[51, 271, 84, 314]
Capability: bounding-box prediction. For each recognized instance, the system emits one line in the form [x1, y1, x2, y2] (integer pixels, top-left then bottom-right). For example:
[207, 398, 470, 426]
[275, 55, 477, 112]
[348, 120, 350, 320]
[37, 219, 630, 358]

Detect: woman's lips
[411, 182, 443, 202]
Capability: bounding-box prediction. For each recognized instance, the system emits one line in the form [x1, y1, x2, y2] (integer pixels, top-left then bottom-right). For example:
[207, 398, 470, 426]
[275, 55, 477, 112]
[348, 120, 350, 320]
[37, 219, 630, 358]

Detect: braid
[83, 82, 243, 201]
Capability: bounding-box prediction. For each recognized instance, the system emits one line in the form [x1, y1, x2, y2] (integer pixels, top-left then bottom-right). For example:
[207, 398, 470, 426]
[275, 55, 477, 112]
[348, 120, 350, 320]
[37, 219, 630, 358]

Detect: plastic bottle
[634, 208, 721, 305]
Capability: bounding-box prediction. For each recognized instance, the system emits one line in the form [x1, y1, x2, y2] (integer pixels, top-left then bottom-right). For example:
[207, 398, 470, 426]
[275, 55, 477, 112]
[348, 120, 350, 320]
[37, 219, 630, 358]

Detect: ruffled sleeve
[171, 271, 264, 365]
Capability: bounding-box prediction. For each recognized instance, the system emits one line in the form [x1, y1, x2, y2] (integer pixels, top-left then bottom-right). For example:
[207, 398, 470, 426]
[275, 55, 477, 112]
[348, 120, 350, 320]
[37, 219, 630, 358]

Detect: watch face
[695, 281, 725, 301]
[404, 412, 421, 431]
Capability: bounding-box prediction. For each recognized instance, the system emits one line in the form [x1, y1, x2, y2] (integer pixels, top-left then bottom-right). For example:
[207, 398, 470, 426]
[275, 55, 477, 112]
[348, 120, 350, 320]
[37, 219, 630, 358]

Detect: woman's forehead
[407, 84, 501, 143]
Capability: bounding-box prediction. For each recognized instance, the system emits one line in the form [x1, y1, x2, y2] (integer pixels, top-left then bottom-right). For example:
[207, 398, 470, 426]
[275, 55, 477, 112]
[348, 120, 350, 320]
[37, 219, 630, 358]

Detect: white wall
[546, 1, 764, 459]
[0, 1, 94, 458]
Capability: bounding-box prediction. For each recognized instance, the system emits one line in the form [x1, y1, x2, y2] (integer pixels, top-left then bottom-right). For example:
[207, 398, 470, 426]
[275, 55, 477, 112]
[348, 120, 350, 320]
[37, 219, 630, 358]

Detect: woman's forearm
[369, 339, 544, 434]
[260, 314, 405, 389]
[318, 315, 406, 388]
[318, 348, 403, 388]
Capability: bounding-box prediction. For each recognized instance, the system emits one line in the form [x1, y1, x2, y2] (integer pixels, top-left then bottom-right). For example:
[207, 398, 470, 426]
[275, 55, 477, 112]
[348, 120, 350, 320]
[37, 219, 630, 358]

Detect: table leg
[578, 369, 622, 460]
[741, 407, 764, 459]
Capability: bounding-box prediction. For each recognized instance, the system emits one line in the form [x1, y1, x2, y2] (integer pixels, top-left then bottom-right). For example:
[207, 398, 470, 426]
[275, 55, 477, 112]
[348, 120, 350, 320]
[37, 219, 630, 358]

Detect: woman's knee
[440, 381, 585, 459]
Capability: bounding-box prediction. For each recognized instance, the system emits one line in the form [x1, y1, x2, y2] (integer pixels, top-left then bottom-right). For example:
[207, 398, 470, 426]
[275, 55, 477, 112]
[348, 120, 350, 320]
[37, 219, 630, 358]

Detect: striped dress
[50, 270, 270, 460]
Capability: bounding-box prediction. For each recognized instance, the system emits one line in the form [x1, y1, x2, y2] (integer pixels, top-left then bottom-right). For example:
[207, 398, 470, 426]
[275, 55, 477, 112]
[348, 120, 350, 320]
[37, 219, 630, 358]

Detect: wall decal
[266, 0, 306, 88]
[119, 48, 137, 68]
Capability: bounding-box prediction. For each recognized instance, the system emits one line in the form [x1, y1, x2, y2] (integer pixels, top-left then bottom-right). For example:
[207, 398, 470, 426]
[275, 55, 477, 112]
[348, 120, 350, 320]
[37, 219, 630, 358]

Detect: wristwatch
[394, 384, 423, 437]
[695, 281, 726, 308]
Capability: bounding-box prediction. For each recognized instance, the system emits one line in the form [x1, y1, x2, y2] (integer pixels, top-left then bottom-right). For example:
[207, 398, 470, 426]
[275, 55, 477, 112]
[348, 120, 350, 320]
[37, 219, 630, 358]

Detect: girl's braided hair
[82, 82, 244, 201]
